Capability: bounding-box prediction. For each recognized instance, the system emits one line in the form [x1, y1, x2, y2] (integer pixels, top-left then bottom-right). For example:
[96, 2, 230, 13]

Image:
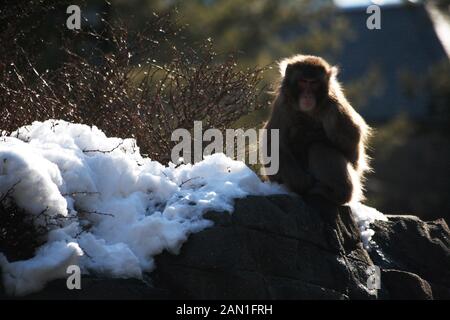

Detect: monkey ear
[330, 66, 339, 78]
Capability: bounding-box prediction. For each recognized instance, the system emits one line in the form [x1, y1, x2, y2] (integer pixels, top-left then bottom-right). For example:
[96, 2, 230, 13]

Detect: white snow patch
[0, 120, 286, 295]
[0, 241, 83, 296]
[349, 202, 387, 249]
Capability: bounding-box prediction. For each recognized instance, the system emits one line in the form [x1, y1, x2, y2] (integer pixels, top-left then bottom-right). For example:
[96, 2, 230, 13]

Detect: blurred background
[1, 0, 449, 224]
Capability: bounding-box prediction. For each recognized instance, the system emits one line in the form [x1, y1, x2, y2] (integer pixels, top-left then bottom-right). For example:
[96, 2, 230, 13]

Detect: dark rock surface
[1, 195, 449, 299]
[153, 195, 374, 299]
[370, 215, 450, 299]
[3, 277, 168, 300]
[378, 269, 433, 300]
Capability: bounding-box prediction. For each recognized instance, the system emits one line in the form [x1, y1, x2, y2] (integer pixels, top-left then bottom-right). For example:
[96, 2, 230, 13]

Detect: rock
[153, 195, 376, 299]
[378, 269, 433, 300]
[7, 277, 168, 300]
[2, 195, 449, 299]
[370, 214, 450, 299]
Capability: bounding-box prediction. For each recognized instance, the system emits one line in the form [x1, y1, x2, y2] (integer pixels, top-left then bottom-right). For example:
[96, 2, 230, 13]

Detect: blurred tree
[367, 57, 450, 224]
[427, 60, 450, 134]
[107, 0, 352, 83]
[433, 0, 450, 11]
[161, 0, 352, 126]
[2, 0, 353, 103]
[398, 59, 450, 134]
[175, 0, 348, 64]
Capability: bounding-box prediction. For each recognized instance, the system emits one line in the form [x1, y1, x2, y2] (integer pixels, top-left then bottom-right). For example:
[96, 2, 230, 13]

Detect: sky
[334, 0, 406, 8]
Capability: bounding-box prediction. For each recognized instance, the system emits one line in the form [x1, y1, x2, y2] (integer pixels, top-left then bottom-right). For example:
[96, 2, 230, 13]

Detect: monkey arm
[322, 102, 362, 165]
[277, 129, 316, 193]
[277, 148, 315, 194]
[264, 122, 315, 193]
[264, 96, 317, 193]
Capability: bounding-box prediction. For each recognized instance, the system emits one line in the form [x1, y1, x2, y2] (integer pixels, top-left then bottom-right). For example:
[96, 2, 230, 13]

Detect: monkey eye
[298, 79, 319, 89]
[310, 81, 320, 90]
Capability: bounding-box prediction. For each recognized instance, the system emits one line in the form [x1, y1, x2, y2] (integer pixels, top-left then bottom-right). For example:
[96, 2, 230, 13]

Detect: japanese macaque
[263, 54, 371, 205]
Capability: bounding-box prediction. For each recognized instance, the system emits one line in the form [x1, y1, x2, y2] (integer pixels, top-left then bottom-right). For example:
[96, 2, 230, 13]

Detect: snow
[349, 202, 388, 249]
[0, 120, 386, 296]
[0, 241, 83, 296]
[0, 120, 285, 296]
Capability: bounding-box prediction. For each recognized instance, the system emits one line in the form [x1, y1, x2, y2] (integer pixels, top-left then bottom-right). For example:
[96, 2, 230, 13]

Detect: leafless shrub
[0, 182, 51, 261]
[0, 2, 265, 163]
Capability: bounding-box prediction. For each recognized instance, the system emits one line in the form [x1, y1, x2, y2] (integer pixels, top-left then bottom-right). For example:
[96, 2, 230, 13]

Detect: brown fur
[263, 54, 371, 204]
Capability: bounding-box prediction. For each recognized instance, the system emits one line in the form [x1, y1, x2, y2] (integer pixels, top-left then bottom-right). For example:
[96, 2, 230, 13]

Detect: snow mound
[0, 120, 385, 295]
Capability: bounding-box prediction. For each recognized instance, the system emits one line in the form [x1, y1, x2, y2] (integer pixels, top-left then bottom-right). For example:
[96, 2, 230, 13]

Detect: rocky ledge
[2, 195, 449, 299]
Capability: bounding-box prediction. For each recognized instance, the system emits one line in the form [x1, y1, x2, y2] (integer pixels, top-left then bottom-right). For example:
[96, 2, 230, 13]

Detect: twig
[82, 141, 124, 154]
[180, 176, 201, 187]
[81, 210, 115, 218]
[0, 180, 22, 202]
[62, 191, 100, 197]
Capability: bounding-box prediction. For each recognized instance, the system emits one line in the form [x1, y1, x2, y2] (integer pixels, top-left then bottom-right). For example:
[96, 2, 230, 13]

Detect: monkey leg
[307, 144, 354, 205]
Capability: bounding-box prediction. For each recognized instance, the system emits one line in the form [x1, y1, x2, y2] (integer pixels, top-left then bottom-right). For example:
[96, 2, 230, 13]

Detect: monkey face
[298, 78, 321, 112]
[283, 60, 330, 114]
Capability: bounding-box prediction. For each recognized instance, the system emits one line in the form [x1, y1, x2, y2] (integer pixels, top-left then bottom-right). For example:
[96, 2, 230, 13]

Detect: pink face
[298, 79, 320, 113]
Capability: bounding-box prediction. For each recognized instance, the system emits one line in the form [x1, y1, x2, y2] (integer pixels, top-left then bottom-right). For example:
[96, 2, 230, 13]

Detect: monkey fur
[263, 54, 371, 205]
